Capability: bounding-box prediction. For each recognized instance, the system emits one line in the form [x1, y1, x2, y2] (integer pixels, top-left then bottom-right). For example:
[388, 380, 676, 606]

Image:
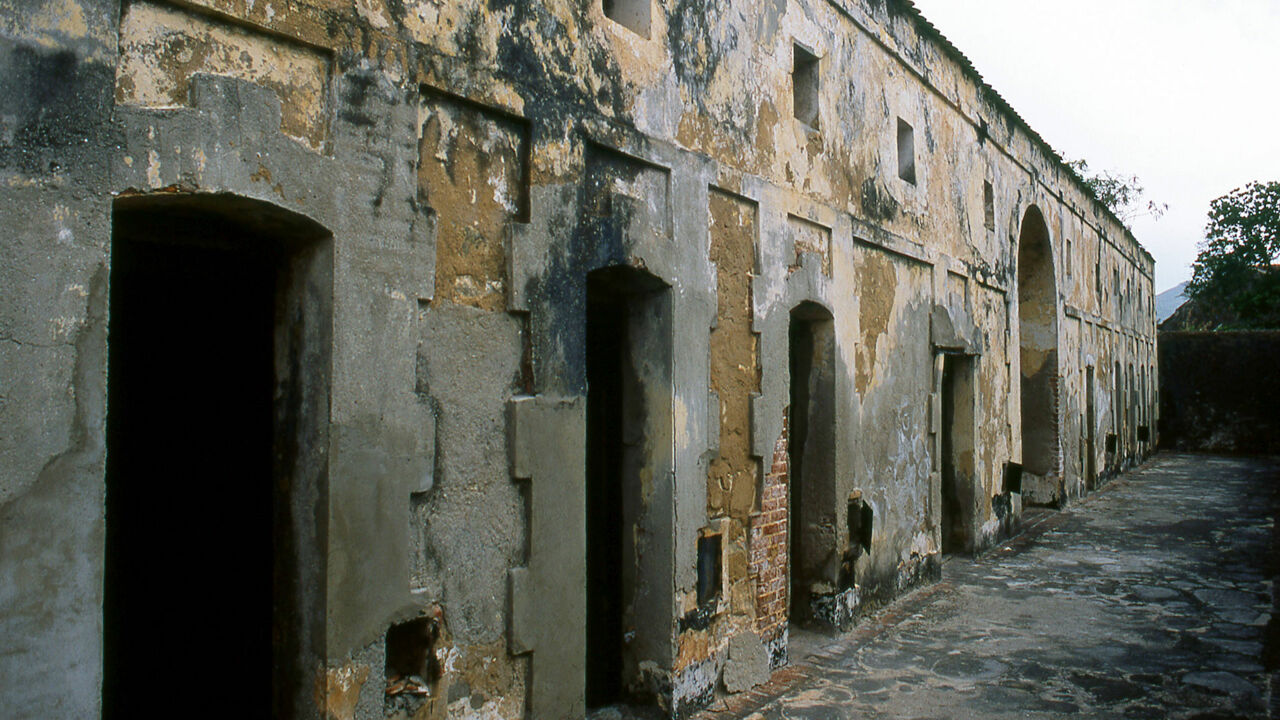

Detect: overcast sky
[909, 0, 1280, 293]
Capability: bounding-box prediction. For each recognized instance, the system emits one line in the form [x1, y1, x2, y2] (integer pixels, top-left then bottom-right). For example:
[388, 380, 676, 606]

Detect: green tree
[1065, 158, 1167, 225]
[1186, 180, 1280, 329]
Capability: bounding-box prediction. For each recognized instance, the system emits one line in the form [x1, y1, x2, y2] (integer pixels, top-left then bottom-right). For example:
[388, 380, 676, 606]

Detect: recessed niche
[603, 0, 650, 37]
[792, 44, 820, 129]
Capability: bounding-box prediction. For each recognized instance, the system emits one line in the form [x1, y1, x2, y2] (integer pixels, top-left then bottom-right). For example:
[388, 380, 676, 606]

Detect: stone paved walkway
[700, 454, 1280, 719]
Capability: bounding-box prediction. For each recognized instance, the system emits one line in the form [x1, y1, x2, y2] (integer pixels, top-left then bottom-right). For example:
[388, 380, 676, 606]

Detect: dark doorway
[104, 195, 331, 719]
[1085, 366, 1097, 488]
[788, 302, 836, 624]
[1140, 365, 1149, 454]
[584, 266, 672, 709]
[1128, 363, 1137, 456]
[585, 270, 627, 709]
[940, 354, 976, 554]
[1112, 360, 1122, 470]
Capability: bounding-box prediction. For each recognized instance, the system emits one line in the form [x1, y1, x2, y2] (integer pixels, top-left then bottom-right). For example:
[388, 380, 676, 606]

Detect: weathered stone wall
[1158, 331, 1280, 455]
[0, 0, 1157, 717]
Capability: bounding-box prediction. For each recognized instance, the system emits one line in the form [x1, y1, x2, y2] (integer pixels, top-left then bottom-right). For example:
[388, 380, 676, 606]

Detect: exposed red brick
[750, 409, 791, 636]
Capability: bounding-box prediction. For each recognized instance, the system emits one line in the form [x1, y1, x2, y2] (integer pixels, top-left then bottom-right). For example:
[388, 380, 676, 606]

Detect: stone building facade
[0, 0, 1157, 718]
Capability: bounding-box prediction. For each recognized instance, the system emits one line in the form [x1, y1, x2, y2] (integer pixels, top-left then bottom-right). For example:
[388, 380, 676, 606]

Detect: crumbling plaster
[0, 0, 1156, 717]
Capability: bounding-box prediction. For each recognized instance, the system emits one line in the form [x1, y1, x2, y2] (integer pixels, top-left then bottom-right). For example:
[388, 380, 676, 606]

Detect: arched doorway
[787, 301, 836, 624]
[1016, 206, 1059, 499]
[104, 194, 332, 719]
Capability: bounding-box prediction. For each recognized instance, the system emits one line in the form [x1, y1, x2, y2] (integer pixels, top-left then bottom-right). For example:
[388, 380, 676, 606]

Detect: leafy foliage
[1185, 181, 1280, 330]
[1064, 159, 1167, 226]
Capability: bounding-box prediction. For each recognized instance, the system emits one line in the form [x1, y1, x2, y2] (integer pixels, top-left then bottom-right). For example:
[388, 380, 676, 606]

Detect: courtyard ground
[699, 453, 1280, 719]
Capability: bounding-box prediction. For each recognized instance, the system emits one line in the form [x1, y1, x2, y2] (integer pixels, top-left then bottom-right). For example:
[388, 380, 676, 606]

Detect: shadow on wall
[1158, 331, 1280, 455]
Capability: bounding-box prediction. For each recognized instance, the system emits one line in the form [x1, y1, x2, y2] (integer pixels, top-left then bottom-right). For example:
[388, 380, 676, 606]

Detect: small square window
[792, 45, 820, 129]
[897, 118, 916, 184]
[603, 0, 650, 37]
[982, 181, 995, 229]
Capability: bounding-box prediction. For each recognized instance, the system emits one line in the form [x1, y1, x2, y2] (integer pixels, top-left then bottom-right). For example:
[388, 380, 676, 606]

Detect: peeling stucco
[0, 0, 1157, 717]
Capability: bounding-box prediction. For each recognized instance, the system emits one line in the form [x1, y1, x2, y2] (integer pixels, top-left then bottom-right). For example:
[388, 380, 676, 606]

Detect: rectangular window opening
[792, 44, 820, 129]
[603, 0, 650, 37]
[897, 118, 916, 184]
[983, 180, 995, 229]
[846, 493, 873, 555]
[1002, 461, 1023, 494]
[696, 532, 722, 607]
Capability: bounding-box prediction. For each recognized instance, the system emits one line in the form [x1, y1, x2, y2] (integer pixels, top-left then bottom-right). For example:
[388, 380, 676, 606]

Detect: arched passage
[1016, 206, 1059, 488]
[104, 194, 332, 719]
[787, 301, 836, 624]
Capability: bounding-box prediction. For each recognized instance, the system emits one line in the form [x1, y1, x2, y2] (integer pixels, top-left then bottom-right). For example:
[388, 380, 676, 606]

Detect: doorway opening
[1137, 365, 1146, 454]
[1112, 360, 1122, 470]
[104, 194, 332, 720]
[1128, 363, 1137, 456]
[1085, 366, 1097, 489]
[787, 302, 836, 624]
[584, 266, 672, 709]
[939, 354, 976, 554]
[1016, 206, 1059, 499]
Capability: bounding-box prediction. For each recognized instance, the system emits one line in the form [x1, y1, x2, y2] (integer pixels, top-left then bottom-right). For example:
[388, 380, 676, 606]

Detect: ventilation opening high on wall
[897, 118, 916, 184]
[793, 44, 820, 129]
[983, 180, 995, 229]
[603, 0, 650, 37]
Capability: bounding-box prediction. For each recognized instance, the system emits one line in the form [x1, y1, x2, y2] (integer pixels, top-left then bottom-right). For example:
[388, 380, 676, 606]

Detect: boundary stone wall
[1158, 331, 1280, 454]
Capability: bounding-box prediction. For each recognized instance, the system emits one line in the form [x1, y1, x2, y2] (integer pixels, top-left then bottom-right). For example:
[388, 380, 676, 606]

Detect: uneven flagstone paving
[700, 454, 1279, 719]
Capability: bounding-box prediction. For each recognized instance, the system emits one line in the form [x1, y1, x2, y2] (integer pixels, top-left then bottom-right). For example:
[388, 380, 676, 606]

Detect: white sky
[909, 0, 1280, 293]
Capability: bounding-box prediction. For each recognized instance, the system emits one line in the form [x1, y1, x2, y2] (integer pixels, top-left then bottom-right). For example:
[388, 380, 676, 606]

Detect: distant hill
[1156, 281, 1189, 323]
[1160, 266, 1280, 331]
